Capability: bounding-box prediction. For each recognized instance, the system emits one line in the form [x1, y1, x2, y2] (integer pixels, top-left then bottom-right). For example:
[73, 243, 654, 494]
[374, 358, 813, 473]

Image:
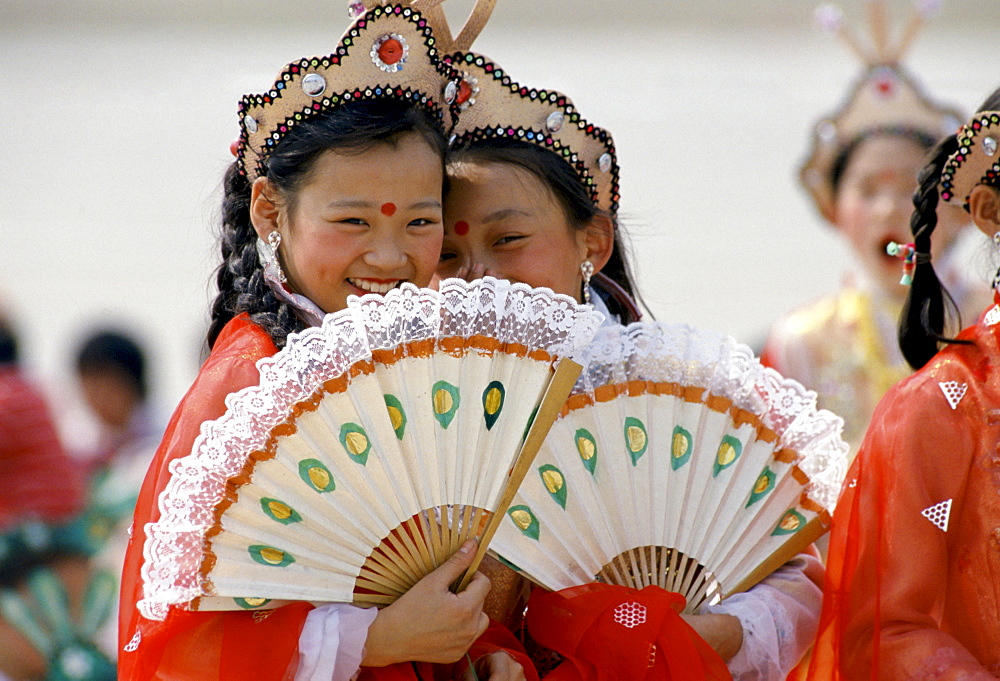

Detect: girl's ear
[583, 214, 615, 273]
[969, 185, 1000, 239]
[250, 177, 282, 240]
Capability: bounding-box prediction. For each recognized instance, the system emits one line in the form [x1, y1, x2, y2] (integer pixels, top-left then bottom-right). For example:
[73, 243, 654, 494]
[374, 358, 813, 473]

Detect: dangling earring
[268, 231, 287, 283]
[580, 260, 594, 304]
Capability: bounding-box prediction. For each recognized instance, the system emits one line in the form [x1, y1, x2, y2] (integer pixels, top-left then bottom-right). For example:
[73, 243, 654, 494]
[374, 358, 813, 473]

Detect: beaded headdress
[236, 1, 468, 182]
[940, 112, 1000, 210]
[422, 3, 620, 214]
[799, 0, 962, 222]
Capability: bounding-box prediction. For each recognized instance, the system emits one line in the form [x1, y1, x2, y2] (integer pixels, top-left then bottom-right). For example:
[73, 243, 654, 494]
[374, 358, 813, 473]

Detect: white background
[2, 0, 999, 425]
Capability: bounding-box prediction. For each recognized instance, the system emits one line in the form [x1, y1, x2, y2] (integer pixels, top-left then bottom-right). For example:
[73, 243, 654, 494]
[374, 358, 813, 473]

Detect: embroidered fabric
[570, 322, 848, 513]
[138, 278, 603, 621]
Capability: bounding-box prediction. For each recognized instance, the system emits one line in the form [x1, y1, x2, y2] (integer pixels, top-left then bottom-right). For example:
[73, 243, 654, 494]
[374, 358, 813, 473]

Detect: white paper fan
[491, 322, 848, 613]
[138, 277, 602, 621]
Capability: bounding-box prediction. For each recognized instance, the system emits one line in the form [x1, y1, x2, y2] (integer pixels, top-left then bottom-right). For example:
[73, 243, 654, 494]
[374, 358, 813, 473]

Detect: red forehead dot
[381, 202, 396, 216]
[454, 220, 470, 236]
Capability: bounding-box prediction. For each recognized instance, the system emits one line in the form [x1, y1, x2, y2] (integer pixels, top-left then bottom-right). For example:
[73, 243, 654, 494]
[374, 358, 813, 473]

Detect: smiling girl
[117, 6, 531, 680]
[437, 49, 823, 680]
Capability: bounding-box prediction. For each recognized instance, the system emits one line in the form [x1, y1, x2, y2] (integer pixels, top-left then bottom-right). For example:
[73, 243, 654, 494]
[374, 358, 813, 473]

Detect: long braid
[206, 163, 301, 350]
[899, 134, 964, 369]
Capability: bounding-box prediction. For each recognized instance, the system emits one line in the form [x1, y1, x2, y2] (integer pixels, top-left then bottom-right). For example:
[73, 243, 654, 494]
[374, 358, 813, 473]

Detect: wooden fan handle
[725, 513, 830, 598]
[454, 357, 583, 593]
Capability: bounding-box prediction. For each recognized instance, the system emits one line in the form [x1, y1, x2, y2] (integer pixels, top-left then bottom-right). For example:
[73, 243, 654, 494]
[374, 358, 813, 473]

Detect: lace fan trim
[571, 322, 848, 514]
[138, 278, 603, 621]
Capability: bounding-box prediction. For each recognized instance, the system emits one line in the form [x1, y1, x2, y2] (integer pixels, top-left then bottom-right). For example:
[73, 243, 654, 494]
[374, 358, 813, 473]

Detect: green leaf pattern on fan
[746, 467, 776, 507]
[339, 423, 372, 465]
[298, 458, 336, 493]
[772, 509, 806, 536]
[508, 505, 540, 540]
[482, 381, 506, 430]
[670, 425, 693, 470]
[575, 428, 597, 475]
[248, 545, 295, 567]
[383, 394, 407, 440]
[234, 597, 273, 609]
[260, 498, 302, 525]
[432, 380, 460, 428]
[713, 435, 743, 477]
[538, 464, 567, 509]
[622, 417, 648, 466]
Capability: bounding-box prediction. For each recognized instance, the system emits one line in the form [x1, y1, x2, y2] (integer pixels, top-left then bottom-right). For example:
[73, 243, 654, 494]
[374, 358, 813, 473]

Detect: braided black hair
[447, 139, 645, 324]
[899, 86, 1000, 369]
[207, 99, 447, 349]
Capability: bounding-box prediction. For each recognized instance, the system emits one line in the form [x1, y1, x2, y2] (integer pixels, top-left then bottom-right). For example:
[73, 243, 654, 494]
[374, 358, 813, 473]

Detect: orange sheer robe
[118, 315, 533, 680]
[809, 296, 1000, 680]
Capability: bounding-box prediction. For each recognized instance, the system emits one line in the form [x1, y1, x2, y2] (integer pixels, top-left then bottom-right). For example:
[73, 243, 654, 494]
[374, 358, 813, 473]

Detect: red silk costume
[118, 315, 534, 680]
[809, 297, 1000, 680]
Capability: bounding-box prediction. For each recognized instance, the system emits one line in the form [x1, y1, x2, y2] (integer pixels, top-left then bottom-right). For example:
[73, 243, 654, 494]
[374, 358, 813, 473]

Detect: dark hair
[207, 99, 448, 349]
[830, 128, 938, 195]
[447, 139, 644, 324]
[900, 86, 1000, 369]
[76, 330, 148, 401]
[0, 318, 17, 365]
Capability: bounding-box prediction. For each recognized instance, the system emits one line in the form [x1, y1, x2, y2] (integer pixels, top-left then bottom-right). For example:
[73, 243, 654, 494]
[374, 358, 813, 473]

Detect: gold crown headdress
[800, 0, 962, 222]
[418, 1, 620, 214]
[940, 112, 1000, 210]
[236, 1, 467, 182]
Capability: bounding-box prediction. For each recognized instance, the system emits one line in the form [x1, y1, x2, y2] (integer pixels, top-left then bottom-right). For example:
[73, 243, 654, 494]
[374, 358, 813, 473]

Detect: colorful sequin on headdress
[444, 52, 621, 215]
[235, 4, 462, 182]
[940, 112, 1000, 211]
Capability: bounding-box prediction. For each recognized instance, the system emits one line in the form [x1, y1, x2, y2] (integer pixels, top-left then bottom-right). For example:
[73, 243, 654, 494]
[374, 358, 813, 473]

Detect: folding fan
[491, 322, 849, 614]
[138, 277, 602, 621]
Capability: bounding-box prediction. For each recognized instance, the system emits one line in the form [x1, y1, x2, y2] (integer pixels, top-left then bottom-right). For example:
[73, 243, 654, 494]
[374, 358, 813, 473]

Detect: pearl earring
[268, 231, 287, 283]
[580, 260, 594, 304]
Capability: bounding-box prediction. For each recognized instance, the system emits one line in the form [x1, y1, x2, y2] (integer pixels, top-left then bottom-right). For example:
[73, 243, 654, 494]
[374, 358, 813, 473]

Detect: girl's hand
[462, 651, 527, 681]
[680, 612, 743, 662]
[362, 540, 491, 666]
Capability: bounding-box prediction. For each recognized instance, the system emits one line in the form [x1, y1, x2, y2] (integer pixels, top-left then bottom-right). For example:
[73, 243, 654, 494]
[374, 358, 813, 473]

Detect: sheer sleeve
[117, 317, 316, 680]
[811, 359, 1000, 680]
[702, 550, 823, 680]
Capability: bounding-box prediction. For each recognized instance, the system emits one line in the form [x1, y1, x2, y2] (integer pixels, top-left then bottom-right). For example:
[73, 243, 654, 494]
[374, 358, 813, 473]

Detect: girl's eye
[439, 252, 457, 262]
[495, 235, 524, 246]
[409, 218, 438, 227]
[340, 218, 367, 226]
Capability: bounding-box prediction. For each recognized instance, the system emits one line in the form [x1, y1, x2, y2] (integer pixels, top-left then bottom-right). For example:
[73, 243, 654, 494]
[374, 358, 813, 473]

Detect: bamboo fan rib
[491, 322, 848, 614]
[138, 277, 602, 621]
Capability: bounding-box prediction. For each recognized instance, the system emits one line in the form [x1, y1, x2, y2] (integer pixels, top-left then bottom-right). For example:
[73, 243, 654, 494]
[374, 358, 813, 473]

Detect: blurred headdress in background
[799, 0, 963, 221]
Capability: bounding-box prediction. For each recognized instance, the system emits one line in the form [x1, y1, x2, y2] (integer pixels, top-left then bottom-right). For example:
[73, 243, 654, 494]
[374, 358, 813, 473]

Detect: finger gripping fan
[492, 322, 849, 613]
[138, 277, 602, 620]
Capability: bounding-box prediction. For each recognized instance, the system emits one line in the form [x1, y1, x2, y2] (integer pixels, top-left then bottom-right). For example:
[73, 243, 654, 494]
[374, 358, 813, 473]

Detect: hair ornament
[939, 111, 1000, 210]
[800, 0, 962, 222]
[886, 240, 931, 286]
[234, 0, 472, 182]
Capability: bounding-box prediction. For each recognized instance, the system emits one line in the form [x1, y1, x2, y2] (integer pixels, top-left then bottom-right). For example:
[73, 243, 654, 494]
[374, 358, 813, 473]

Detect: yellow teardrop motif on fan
[538, 464, 568, 509]
[309, 467, 330, 490]
[713, 435, 742, 477]
[432, 380, 460, 428]
[339, 423, 371, 465]
[622, 417, 648, 465]
[671, 426, 693, 470]
[384, 394, 406, 440]
[575, 428, 597, 474]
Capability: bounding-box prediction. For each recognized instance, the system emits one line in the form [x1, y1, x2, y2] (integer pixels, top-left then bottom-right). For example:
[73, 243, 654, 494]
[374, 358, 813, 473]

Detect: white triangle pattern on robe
[984, 305, 1000, 327]
[921, 499, 952, 533]
[938, 381, 967, 410]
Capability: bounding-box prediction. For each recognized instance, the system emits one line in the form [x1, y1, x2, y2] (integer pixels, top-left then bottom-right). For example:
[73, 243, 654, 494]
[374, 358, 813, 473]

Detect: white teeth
[348, 278, 401, 294]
